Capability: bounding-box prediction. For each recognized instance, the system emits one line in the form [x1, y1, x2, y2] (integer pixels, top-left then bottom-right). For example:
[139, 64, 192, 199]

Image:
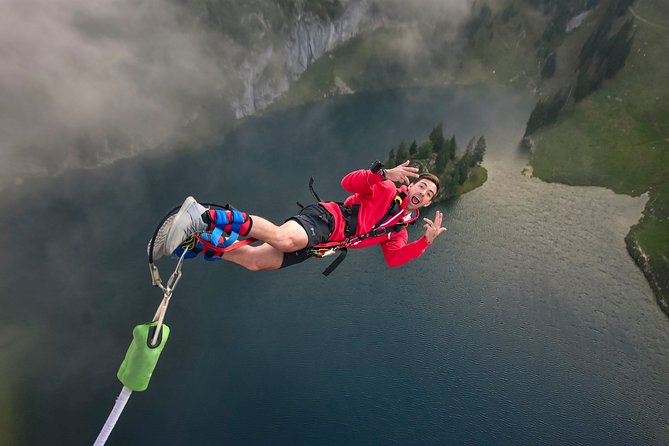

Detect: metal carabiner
[149, 248, 188, 293]
[149, 249, 189, 347]
[165, 249, 188, 293]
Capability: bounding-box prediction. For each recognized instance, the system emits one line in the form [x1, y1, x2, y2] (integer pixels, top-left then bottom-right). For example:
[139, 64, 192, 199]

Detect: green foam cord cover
[117, 322, 170, 391]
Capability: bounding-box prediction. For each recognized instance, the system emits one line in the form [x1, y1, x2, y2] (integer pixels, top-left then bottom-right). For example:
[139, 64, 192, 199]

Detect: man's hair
[418, 172, 441, 197]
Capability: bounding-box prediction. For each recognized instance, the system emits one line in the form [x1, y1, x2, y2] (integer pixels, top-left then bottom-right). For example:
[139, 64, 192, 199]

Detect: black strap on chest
[340, 190, 406, 238]
[340, 203, 360, 237]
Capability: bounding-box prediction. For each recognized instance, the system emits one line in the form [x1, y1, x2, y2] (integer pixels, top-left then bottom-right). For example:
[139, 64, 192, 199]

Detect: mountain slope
[529, 0, 669, 313]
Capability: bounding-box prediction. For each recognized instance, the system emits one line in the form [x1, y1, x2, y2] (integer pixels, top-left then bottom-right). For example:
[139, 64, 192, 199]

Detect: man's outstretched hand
[385, 160, 419, 185]
[423, 210, 447, 244]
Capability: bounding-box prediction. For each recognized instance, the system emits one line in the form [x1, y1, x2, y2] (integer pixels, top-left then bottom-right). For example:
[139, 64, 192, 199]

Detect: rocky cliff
[231, 0, 370, 117]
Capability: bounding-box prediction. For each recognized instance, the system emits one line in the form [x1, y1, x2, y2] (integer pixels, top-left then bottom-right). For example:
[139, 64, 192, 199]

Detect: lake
[1, 86, 666, 445]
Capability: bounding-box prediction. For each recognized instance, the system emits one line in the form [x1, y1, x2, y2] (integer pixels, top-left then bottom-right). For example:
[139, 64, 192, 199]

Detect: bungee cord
[94, 202, 252, 445]
[93, 248, 187, 446]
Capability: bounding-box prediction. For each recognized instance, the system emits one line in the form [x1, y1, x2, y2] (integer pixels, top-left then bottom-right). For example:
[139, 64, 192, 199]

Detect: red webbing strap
[194, 235, 258, 254]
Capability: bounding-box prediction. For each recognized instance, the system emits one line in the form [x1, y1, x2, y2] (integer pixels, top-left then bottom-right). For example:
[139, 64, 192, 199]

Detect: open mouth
[410, 196, 421, 206]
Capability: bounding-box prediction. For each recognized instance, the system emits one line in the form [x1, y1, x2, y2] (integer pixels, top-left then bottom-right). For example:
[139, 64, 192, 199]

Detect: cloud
[375, 0, 475, 27]
[0, 0, 480, 187]
[364, 0, 478, 79]
[0, 0, 239, 184]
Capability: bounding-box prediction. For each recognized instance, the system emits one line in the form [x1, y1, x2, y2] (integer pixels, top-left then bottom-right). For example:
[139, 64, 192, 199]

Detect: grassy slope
[530, 0, 669, 309]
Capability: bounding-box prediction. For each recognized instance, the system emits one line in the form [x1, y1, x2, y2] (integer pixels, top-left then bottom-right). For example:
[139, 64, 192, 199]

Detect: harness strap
[338, 191, 406, 239]
[321, 248, 347, 276]
[341, 203, 360, 237]
[309, 177, 323, 203]
[195, 233, 257, 253]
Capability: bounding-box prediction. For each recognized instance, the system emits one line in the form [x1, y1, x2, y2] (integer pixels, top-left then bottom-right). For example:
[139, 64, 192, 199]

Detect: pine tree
[435, 149, 447, 173]
[429, 124, 445, 155]
[605, 18, 635, 79]
[456, 157, 470, 185]
[409, 140, 418, 157]
[524, 93, 564, 135]
[418, 141, 433, 159]
[447, 136, 457, 160]
[396, 142, 409, 163]
[386, 148, 396, 168]
[464, 137, 475, 165]
[440, 171, 457, 198]
[473, 136, 486, 166]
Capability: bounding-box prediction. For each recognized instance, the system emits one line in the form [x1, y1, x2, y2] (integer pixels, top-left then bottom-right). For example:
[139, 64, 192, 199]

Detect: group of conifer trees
[385, 124, 486, 198]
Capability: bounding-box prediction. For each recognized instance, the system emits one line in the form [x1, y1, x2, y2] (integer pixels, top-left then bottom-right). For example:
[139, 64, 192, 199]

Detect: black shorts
[281, 204, 334, 269]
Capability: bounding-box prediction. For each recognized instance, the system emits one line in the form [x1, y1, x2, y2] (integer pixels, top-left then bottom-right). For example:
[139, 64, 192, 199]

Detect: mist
[0, 0, 240, 186]
[0, 0, 479, 188]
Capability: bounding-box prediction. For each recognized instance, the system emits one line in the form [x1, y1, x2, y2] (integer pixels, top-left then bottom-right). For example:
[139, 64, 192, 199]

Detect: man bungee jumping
[151, 160, 447, 274]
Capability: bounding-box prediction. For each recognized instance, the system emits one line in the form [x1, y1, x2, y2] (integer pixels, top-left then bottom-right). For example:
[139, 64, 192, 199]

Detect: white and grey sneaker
[147, 214, 176, 261]
[164, 196, 208, 256]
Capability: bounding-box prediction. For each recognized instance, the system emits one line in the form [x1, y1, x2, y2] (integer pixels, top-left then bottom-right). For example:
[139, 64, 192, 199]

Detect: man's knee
[273, 236, 301, 252]
[273, 222, 308, 252]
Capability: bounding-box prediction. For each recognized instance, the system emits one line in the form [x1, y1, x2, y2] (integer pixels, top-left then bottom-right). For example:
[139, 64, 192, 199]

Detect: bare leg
[246, 216, 309, 253]
[222, 243, 284, 271]
[212, 216, 307, 271]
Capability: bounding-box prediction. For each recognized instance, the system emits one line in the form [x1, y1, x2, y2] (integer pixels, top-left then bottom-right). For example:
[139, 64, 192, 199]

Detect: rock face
[232, 0, 370, 117]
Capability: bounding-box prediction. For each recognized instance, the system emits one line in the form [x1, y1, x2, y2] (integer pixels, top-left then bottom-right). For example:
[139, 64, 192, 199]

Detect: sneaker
[164, 196, 208, 256]
[147, 214, 176, 261]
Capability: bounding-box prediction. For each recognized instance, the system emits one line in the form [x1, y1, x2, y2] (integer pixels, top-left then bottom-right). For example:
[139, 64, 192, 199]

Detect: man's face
[406, 179, 437, 210]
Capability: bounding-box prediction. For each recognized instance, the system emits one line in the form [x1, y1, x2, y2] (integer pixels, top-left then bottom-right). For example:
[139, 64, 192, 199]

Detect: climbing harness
[94, 201, 255, 445]
[303, 178, 418, 276]
[312, 202, 418, 276]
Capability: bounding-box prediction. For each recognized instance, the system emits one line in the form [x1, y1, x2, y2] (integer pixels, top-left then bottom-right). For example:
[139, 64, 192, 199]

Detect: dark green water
[1, 87, 667, 445]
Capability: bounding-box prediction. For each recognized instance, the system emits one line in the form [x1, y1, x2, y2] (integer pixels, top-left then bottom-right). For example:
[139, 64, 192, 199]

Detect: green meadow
[530, 0, 669, 309]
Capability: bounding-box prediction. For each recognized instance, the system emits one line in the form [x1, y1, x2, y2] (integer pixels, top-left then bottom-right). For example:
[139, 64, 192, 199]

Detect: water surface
[0, 86, 665, 446]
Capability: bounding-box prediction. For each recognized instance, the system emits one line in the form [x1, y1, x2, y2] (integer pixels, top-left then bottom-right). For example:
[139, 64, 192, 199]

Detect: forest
[385, 124, 487, 200]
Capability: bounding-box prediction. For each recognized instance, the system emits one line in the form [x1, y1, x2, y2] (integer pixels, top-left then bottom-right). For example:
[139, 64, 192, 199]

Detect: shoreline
[529, 164, 669, 319]
[625, 223, 669, 318]
[453, 165, 488, 198]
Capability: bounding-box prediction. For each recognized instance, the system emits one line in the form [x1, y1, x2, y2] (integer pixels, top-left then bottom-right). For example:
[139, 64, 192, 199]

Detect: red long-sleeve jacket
[320, 169, 430, 267]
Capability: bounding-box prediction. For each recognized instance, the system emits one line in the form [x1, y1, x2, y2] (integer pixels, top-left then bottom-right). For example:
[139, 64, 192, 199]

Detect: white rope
[94, 248, 186, 444]
[93, 386, 133, 445]
[93, 290, 172, 445]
